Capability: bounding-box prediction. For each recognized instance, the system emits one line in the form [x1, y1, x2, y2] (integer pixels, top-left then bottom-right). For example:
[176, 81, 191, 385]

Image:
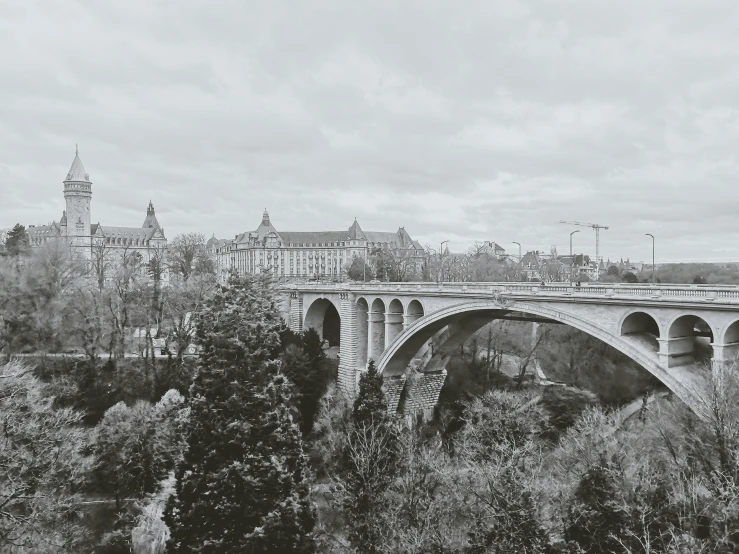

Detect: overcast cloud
[3, 0, 739, 263]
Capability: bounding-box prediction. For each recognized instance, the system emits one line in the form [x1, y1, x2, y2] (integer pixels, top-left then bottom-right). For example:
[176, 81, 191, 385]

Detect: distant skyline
[3, 1, 739, 263]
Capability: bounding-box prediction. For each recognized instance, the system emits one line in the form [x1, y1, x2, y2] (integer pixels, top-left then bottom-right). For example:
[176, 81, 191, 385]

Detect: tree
[566, 463, 629, 554]
[0, 361, 89, 552]
[346, 256, 373, 281]
[93, 391, 186, 511]
[4, 224, 30, 256]
[164, 274, 315, 553]
[106, 248, 144, 360]
[337, 360, 400, 553]
[280, 329, 331, 435]
[622, 271, 638, 283]
[607, 265, 620, 277]
[168, 233, 212, 282]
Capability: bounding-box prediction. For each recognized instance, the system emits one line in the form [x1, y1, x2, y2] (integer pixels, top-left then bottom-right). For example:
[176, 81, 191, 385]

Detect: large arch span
[375, 300, 702, 412]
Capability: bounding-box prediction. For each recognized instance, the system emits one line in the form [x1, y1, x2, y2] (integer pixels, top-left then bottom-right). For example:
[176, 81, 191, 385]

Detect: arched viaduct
[281, 282, 739, 416]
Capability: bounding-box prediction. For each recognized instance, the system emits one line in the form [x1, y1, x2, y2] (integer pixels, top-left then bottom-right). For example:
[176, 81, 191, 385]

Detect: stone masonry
[280, 282, 739, 417]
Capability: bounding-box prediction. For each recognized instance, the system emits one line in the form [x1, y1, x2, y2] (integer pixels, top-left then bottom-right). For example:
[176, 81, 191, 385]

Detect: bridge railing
[279, 281, 739, 301]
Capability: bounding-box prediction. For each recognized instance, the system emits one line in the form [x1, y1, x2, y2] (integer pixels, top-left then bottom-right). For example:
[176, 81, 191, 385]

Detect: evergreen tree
[340, 359, 399, 553]
[164, 274, 315, 554]
[280, 328, 330, 435]
[352, 359, 388, 427]
[5, 223, 30, 256]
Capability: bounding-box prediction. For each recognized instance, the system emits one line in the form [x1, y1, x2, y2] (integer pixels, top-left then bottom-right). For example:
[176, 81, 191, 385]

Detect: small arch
[722, 319, 739, 345]
[667, 314, 714, 365]
[369, 299, 386, 363]
[407, 299, 424, 318]
[386, 299, 405, 346]
[621, 311, 660, 351]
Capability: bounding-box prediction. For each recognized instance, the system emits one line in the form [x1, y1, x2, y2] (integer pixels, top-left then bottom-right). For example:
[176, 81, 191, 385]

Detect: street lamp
[569, 230, 580, 282]
[513, 241, 521, 281]
[645, 234, 655, 284]
[440, 240, 449, 283]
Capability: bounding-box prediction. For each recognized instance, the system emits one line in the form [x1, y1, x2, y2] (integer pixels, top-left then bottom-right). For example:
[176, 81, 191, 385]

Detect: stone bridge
[280, 282, 739, 415]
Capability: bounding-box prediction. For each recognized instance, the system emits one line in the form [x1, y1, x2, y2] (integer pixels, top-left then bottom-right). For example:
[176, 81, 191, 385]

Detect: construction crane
[559, 220, 609, 267]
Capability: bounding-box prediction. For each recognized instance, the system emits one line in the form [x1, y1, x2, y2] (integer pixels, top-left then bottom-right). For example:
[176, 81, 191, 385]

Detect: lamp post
[569, 230, 580, 282]
[440, 240, 449, 283]
[645, 233, 655, 284]
[513, 241, 521, 281]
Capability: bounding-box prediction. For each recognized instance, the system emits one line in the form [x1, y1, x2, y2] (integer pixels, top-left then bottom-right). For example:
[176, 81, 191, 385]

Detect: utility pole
[646, 233, 655, 284]
[569, 230, 580, 281]
[513, 241, 521, 281]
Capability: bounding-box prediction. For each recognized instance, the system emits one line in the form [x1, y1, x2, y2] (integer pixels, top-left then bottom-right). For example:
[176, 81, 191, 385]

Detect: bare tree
[106, 248, 144, 360]
[168, 233, 211, 282]
[90, 237, 114, 291]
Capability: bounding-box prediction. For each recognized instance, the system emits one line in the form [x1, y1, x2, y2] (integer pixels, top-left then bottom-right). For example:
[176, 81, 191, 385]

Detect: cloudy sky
[2, 1, 739, 263]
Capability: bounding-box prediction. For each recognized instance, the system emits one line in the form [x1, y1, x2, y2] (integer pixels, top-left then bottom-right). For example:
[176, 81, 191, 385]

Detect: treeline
[0, 229, 222, 363]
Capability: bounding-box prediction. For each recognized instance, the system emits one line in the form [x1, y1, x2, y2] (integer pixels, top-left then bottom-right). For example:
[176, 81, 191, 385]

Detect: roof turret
[60, 210, 67, 226]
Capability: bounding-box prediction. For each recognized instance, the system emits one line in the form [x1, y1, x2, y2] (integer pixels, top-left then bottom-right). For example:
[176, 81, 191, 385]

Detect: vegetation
[164, 274, 315, 553]
[6, 233, 739, 552]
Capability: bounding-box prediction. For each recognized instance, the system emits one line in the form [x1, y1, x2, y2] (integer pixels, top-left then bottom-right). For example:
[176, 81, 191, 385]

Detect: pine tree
[5, 223, 30, 256]
[352, 359, 388, 427]
[164, 274, 315, 554]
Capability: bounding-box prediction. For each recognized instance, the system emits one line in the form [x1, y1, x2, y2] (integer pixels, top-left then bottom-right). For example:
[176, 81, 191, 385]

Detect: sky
[2, 1, 739, 263]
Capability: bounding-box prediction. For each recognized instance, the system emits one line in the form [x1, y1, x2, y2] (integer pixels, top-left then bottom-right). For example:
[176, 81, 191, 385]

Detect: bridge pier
[338, 292, 359, 395]
[289, 292, 303, 333]
[657, 336, 696, 368]
[710, 342, 739, 369]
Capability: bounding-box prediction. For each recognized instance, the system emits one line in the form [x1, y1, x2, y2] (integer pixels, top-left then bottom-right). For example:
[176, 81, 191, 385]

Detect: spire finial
[75, 143, 78, 156]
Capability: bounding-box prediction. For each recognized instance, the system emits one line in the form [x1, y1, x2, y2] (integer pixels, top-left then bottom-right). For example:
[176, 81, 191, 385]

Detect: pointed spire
[262, 208, 270, 224]
[142, 200, 161, 229]
[65, 146, 90, 182]
[348, 218, 365, 240]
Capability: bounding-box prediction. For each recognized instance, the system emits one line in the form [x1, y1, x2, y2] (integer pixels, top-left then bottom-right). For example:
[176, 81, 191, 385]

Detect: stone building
[212, 209, 424, 283]
[26, 148, 167, 261]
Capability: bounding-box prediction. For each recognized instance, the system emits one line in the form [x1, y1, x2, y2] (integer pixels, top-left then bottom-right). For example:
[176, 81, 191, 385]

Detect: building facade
[26, 148, 167, 261]
[211, 210, 424, 283]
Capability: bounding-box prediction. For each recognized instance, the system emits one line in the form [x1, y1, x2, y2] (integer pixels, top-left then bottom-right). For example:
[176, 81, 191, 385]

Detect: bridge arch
[721, 318, 739, 345]
[620, 311, 661, 351]
[666, 314, 715, 365]
[376, 300, 699, 411]
[407, 299, 425, 319]
[387, 299, 404, 346]
[304, 298, 341, 346]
